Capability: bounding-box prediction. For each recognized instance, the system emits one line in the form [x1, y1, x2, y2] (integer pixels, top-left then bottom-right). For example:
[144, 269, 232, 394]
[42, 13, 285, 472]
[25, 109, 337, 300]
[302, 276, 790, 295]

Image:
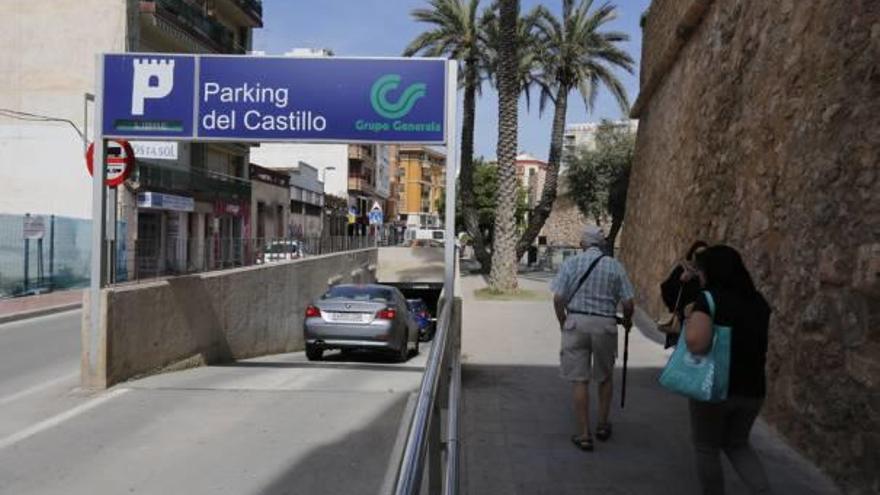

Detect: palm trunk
[488, 0, 520, 291]
[459, 59, 492, 272]
[515, 85, 569, 259]
[606, 215, 623, 256]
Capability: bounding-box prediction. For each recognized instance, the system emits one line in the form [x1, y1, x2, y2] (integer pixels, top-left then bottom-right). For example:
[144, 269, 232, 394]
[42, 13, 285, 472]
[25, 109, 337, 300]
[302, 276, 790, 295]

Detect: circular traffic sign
[86, 139, 135, 187]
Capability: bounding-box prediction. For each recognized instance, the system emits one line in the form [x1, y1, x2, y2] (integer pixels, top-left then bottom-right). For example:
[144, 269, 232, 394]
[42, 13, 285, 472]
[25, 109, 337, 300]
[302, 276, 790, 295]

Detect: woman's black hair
[695, 245, 768, 309]
[685, 240, 709, 261]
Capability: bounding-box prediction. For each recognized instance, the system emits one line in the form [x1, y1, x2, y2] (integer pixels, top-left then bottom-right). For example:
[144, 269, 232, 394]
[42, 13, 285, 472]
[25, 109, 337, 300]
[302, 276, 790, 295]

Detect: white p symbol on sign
[131, 59, 175, 116]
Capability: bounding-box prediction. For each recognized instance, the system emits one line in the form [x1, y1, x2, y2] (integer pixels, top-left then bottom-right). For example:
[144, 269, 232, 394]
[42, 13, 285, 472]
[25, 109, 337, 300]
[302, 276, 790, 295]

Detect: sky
[254, 0, 651, 161]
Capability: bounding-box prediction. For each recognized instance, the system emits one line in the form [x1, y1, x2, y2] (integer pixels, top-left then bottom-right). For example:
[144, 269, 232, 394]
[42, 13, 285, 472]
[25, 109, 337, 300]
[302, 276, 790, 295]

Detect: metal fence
[123, 235, 377, 283]
[0, 211, 390, 296]
[0, 213, 98, 298]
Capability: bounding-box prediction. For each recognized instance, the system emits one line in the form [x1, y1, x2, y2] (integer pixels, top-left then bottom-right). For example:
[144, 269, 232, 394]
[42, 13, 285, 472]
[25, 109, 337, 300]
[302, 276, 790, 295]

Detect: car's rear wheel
[395, 332, 409, 363]
[305, 345, 323, 361]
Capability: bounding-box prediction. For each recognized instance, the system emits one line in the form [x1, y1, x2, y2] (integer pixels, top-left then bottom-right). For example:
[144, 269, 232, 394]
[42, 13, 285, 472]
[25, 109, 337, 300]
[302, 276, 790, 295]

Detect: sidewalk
[0, 289, 83, 324]
[459, 272, 840, 495]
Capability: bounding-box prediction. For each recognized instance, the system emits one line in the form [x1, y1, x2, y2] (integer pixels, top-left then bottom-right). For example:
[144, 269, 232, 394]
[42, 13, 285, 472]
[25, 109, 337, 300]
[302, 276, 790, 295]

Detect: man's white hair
[580, 225, 606, 249]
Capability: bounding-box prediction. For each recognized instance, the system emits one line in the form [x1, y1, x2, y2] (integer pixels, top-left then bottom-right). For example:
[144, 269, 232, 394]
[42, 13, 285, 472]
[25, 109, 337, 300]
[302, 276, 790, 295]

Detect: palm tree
[480, 5, 541, 108]
[488, 0, 520, 291]
[403, 0, 494, 271]
[515, 0, 634, 259]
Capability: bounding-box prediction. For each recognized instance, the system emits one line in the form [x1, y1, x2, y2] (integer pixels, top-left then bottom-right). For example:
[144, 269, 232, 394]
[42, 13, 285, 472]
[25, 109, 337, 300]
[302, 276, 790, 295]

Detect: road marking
[0, 388, 129, 450]
[0, 372, 79, 406]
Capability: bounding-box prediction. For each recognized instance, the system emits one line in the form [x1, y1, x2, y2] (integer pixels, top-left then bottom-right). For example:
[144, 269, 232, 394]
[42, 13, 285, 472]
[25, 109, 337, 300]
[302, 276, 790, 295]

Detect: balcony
[212, 0, 263, 28]
[348, 145, 376, 163]
[347, 177, 375, 196]
[140, 0, 244, 54]
[136, 162, 251, 202]
[231, 0, 262, 25]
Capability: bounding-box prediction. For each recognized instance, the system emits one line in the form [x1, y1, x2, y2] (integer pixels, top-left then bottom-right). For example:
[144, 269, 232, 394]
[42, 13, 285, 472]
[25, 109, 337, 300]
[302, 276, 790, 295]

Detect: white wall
[250, 143, 348, 198]
[0, 0, 128, 219]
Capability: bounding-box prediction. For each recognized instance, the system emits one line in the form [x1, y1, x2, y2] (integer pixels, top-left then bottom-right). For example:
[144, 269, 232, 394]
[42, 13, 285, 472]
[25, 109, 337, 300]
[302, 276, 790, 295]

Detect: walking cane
[620, 317, 630, 408]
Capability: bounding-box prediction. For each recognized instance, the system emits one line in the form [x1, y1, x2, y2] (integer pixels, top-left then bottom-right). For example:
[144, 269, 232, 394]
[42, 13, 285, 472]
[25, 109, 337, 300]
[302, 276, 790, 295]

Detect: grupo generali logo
[355, 73, 440, 134]
[370, 74, 426, 119]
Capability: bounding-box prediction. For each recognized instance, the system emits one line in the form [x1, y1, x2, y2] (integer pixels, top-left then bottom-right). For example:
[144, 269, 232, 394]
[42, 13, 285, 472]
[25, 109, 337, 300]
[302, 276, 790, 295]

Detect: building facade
[288, 162, 324, 239]
[250, 142, 390, 233]
[249, 164, 290, 242]
[0, 0, 263, 282]
[396, 146, 446, 228]
[515, 152, 547, 209]
[563, 119, 639, 159]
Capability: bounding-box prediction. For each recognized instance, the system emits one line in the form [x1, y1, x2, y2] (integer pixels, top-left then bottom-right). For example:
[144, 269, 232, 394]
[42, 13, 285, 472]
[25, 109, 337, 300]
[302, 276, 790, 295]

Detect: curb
[0, 303, 83, 325]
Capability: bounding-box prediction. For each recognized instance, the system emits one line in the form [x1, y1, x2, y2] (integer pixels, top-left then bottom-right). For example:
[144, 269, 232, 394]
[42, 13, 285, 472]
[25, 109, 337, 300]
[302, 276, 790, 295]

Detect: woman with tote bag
[678, 245, 773, 495]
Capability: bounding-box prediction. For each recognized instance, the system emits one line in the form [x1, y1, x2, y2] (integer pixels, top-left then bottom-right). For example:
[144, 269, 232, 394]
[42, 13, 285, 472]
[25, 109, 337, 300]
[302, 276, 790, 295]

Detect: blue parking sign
[101, 54, 447, 144]
[103, 55, 196, 138]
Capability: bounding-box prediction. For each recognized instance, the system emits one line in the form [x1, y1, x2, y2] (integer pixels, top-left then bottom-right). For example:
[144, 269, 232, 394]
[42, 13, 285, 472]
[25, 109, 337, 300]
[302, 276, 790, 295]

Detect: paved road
[0, 333, 427, 495]
[0, 310, 87, 441]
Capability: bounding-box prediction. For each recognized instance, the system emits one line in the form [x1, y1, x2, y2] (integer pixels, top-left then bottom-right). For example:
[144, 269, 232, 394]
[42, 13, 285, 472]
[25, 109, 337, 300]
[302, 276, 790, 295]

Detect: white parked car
[258, 240, 302, 264]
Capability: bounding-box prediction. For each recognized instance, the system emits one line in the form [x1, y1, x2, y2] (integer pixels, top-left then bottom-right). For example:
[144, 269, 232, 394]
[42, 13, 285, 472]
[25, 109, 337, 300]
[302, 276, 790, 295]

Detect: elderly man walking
[550, 226, 635, 451]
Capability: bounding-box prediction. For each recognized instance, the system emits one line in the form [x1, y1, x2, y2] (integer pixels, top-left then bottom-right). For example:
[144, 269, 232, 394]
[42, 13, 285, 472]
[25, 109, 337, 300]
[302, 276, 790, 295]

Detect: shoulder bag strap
[702, 290, 716, 318]
[566, 255, 605, 307]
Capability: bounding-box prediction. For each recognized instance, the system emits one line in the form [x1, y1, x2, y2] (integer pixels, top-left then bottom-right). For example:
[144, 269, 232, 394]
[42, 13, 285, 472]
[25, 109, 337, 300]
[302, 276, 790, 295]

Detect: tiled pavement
[459, 272, 840, 495]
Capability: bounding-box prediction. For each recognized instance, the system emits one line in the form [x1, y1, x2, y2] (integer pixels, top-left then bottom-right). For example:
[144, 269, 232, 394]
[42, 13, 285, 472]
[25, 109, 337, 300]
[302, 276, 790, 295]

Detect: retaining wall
[82, 248, 377, 388]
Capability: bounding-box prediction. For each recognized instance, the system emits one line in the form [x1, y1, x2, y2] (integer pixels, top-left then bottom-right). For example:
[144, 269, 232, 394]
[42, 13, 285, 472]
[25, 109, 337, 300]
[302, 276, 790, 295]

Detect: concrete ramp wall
[82, 248, 377, 389]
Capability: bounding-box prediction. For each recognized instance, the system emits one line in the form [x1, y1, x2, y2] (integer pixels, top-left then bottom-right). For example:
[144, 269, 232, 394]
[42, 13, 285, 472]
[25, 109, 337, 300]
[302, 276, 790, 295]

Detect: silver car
[304, 284, 420, 362]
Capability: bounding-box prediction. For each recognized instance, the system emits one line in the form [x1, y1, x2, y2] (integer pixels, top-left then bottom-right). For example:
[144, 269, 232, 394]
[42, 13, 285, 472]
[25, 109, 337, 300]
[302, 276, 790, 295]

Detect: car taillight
[377, 308, 396, 320]
[305, 305, 321, 318]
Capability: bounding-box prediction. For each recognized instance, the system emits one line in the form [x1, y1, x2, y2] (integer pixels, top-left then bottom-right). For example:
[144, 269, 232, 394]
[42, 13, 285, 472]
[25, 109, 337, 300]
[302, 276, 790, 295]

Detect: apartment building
[396, 146, 446, 228]
[250, 142, 391, 233]
[0, 0, 263, 281]
[563, 119, 639, 160]
[288, 162, 325, 239]
[515, 152, 547, 209]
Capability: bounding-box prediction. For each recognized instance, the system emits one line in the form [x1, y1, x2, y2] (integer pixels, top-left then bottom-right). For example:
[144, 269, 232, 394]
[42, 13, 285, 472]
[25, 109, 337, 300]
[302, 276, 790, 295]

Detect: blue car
[407, 298, 434, 341]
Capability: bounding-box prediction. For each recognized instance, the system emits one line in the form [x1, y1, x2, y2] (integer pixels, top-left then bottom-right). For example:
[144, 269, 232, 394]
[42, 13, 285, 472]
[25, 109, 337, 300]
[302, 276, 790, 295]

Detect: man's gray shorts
[560, 314, 618, 383]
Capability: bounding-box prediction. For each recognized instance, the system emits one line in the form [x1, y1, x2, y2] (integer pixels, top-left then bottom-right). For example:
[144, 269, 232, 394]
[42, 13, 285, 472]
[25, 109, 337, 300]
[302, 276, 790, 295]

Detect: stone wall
[542, 178, 591, 247]
[620, 1, 879, 493]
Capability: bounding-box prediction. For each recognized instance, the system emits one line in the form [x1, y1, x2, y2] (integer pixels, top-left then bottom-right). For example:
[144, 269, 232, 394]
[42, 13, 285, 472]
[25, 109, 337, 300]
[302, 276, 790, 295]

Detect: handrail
[394, 297, 454, 494]
[443, 351, 461, 495]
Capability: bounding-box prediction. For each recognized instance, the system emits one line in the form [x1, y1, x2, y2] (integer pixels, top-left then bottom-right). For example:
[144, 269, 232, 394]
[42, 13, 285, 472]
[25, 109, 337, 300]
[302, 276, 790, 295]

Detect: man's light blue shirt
[550, 247, 635, 316]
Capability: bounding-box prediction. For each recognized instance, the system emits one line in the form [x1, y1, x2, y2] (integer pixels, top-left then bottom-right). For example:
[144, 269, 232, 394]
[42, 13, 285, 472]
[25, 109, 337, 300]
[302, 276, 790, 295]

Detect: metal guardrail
[394, 288, 461, 494]
[118, 236, 376, 284]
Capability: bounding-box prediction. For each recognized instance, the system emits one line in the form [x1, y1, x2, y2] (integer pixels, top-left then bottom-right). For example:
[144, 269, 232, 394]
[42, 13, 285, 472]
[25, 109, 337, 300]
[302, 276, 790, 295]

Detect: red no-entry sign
[85, 139, 135, 187]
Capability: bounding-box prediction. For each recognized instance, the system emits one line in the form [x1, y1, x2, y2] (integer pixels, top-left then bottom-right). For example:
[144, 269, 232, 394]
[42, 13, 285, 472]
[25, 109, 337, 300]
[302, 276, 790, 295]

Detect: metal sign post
[443, 61, 458, 302]
[88, 55, 107, 384]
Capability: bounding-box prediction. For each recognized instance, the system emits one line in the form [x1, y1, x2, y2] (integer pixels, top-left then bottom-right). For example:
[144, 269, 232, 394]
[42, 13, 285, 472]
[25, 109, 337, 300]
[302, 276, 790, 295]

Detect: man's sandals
[596, 423, 613, 442]
[570, 435, 594, 451]
[571, 424, 612, 451]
